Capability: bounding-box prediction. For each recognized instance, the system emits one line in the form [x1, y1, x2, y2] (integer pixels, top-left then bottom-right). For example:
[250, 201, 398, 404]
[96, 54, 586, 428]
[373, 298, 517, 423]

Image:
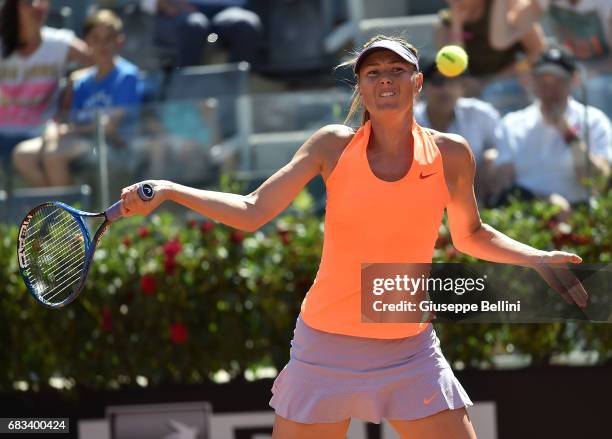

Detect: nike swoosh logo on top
[419, 171, 437, 179]
[423, 391, 439, 405]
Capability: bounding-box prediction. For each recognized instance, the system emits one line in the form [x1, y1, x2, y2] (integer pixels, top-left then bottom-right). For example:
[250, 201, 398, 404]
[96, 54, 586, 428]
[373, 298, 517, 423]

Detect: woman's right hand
[120, 180, 172, 217]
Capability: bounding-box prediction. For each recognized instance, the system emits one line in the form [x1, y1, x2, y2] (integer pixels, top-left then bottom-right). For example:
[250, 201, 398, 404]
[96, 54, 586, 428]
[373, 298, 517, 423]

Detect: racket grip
[105, 183, 155, 222]
[105, 200, 124, 222]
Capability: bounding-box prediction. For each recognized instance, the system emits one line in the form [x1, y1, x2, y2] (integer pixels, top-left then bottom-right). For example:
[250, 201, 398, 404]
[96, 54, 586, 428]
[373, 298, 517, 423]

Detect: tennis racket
[17, 183, 155, 308]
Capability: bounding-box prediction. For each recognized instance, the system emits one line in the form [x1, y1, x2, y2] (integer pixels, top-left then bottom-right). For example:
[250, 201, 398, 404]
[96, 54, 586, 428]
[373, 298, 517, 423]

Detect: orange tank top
[300, 120, 451, 339]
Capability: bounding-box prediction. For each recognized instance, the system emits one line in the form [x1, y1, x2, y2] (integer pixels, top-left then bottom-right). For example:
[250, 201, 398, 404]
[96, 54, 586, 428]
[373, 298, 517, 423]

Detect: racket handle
[105, 183, 156, 222]
[105, 200, 123, 222]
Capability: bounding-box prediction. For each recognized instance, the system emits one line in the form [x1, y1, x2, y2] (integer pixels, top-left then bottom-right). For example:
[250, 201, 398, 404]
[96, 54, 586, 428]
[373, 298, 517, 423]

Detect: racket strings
[24, 209, 79, 283]
[24, 207, 74, 239]
[22, 205, 87, 304]
[31, 217, 81, 268]
[25, 228, 85, 299]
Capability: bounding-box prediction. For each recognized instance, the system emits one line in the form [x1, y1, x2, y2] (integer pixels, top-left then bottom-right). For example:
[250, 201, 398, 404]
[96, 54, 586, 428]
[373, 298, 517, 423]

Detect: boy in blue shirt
[20, 9, 141, 187]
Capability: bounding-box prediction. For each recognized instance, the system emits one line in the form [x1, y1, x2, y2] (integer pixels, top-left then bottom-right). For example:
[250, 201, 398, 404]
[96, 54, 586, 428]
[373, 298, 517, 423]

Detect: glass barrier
[249, 89, 353, 134]
[0, 89, 354, 222]
[2, 74, 610, 224]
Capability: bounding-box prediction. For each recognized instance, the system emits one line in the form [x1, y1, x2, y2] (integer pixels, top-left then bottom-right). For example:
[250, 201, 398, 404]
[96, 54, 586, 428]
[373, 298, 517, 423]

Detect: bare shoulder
[424, 128, 475, 168]
[312, 124, 356, 181]
[423, 128, 476, 194]
[314, 124, 355, 146]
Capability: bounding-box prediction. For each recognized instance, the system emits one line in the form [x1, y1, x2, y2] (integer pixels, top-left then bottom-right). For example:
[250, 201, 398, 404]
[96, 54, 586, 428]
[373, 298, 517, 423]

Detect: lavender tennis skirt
[269, 316, 473, 424]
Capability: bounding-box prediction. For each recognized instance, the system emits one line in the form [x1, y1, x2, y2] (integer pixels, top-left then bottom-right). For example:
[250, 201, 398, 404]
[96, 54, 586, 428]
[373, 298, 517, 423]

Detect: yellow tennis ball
[435, 45, 468, 77]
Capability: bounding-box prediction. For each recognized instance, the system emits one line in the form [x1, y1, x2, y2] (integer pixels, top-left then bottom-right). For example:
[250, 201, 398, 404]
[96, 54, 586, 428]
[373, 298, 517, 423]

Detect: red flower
[187, 218, 198, 229]
[546, 220, 559, 230]
[570, 233, 592, 245]
[435, 235, 449, 249]
[140, 274, 156, 295]
[230, 230, 245, 244]
[169, 322, 188, 344]
[277, 228, 291, 245]
[163, 239, 182, 258]
[122, 236, 131, 247]
[101, 305, 113, 332]
[164, 257, 177, 275]
[138, 227, 150, 238]
[201, 221, 215, 233]
[445, 246, 458, 259]
[552, 233, 573, 249]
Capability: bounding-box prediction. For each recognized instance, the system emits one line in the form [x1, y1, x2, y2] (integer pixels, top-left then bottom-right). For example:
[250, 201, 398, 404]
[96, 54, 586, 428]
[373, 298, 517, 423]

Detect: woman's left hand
[533, 251, 588, 308]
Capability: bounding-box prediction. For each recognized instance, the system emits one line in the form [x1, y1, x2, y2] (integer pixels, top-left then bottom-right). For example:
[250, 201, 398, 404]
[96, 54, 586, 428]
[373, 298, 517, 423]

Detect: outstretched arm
[435, 132, 587, 307]
[490, 0, 546, 50]
[67, 37, 94, 67]
[120, 125, 352, 231]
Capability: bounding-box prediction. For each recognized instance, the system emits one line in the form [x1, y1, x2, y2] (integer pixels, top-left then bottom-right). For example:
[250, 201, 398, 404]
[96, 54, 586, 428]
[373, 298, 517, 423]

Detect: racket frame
[17, 183, 154, 308]
[17, 202, 108, 308]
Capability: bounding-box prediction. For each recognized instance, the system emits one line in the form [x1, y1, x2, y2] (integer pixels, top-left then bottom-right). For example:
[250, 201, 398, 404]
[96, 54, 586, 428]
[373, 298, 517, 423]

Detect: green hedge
[1, 190, 610, 392]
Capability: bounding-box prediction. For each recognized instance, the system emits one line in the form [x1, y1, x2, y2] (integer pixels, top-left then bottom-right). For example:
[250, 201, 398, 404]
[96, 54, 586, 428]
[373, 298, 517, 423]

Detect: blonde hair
[340, 35, 419, 126]
[83, 9, 123, 37]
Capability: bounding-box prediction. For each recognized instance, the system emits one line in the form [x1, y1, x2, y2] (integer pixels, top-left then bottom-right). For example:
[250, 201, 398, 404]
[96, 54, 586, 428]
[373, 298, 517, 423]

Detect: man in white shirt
[415, 61, 501, 203]
[492, 46, 611, 212]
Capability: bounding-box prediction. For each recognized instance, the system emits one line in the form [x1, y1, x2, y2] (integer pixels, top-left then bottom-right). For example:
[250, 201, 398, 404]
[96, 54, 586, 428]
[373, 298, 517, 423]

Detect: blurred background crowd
[0, 0, 610, 223]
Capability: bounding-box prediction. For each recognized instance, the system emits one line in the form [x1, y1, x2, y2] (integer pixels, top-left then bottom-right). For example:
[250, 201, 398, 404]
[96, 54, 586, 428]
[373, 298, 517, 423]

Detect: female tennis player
[120, 36, 587, 439]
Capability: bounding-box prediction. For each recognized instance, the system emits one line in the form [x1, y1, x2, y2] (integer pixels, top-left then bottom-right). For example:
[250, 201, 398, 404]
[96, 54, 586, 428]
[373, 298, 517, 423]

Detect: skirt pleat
[269, 316, 473, 424]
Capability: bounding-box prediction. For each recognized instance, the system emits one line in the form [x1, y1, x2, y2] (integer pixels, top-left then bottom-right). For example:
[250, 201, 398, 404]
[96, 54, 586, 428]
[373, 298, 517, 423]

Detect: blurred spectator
[436, 0, 545, 77]
[491, 47, 611, 216]
[435, 0, 546, 114]
[0, 0, 91, 180]
[148, 0, 262, 67]
[135, 99, 220, 183]
[491, 0, 612, 116]
[13, 8, 141, 187]
[491, 0, 611, 64]
[415, 61, 501, 203]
